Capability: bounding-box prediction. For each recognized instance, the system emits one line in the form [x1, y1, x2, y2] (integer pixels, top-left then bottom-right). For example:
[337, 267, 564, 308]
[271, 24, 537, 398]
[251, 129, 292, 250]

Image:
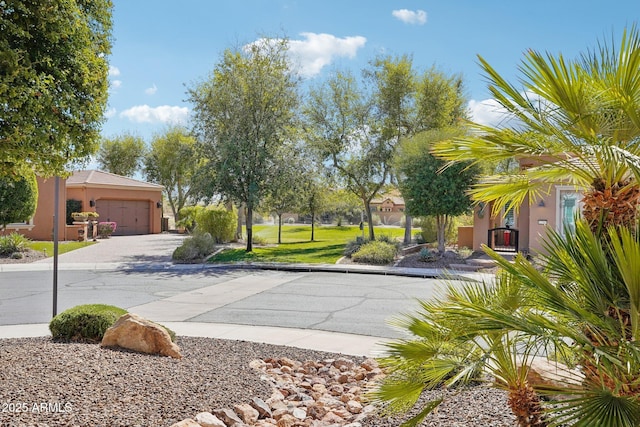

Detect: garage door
[95, 200, 150, 235]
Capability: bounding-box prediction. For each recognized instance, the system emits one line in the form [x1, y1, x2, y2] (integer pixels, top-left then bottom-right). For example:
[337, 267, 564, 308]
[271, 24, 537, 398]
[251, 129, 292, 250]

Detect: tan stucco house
[370, 192, 405, 225]
[464, 158, 587, 255]
[6, 170, 164, 241]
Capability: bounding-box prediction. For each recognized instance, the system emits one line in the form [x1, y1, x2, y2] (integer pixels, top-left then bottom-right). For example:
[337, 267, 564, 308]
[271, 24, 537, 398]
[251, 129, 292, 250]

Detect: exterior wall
[472, 203, 492, 251]
[370, 199, 405, 225]
[527, 191, 557, 254]
[11, 177, 68, 241]
[67, 186, 163, 235]
[457, 226, 474, 249]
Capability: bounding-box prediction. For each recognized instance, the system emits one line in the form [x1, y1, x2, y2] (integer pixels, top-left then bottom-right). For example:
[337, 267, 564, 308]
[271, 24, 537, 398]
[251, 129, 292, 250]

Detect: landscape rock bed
[0, 337, 515, 426]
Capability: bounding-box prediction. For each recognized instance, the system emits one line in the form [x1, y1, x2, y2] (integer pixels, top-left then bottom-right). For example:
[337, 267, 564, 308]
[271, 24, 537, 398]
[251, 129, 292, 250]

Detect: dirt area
[0, 249, 47, 264]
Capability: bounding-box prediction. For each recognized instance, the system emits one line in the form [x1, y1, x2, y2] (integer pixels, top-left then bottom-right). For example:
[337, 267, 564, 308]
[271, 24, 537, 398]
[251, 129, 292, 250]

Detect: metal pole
[52, 176, 59, 317]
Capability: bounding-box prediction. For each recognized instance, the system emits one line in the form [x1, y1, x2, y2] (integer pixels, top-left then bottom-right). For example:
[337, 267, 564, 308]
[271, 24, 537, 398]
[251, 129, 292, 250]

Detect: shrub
[351, 240, 397, 265]
[0, 171, 37, 227]
[97, 222, 116, 238]
[0, 232, 30, 255]
[377, 233, 401, 249]
[195, 206, 237, 243]
[177, 205, 203, 233]
[344, 236, 369, 257]
[252, 235, 268, 246]
[419, 247, 439, 262]
[49, 304, 127, 342]
[66, 199, 82, 225]
[172, 232, 216, 262]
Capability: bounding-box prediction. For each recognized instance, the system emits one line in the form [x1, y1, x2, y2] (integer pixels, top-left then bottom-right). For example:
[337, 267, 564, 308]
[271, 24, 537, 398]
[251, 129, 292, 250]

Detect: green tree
[0, 0, 113, 177]
[395, 128, 479, 253]
[432, 26, 640, 233]
[263, 144, 304, 244]
[97, 133, 146, 177]
[367, 54, 417, 243]
[324, 189, 361, 226]
[188, 37, 300, 252]
[0, 171, 38, 229]
[297, 172, 329, 242]
[144, 127, 204, 222]
[304, 70, 391, 241]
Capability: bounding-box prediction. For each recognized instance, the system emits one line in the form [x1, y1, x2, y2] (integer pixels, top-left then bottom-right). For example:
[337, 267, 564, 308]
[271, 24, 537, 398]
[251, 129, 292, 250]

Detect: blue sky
[102, 0, 640, 142]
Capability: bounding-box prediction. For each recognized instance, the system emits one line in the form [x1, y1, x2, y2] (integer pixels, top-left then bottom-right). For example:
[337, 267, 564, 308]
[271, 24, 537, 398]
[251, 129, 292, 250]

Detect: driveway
[34, 233, 188, 265]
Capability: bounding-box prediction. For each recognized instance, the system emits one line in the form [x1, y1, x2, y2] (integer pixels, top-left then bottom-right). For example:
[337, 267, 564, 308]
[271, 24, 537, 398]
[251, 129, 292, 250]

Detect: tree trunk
[436, 215, 447, 253]
[246, 204, 253, 252]
[278, 213, 282, 244]
[236, 203, 244, 241]
[363, 198, 375, 241]
[404, 214, 413, 244]
[310, 209, 315, 241]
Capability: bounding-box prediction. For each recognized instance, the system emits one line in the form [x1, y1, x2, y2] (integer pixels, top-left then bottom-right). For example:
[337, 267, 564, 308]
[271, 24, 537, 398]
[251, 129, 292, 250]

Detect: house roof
[371, 195, 405, 205]
[66, 170, 164, 191]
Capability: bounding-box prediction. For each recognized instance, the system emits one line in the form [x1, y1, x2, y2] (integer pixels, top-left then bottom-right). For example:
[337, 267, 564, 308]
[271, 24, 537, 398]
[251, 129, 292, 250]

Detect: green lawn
[28, 240, 96, 256]
[208, 224, 405, 264]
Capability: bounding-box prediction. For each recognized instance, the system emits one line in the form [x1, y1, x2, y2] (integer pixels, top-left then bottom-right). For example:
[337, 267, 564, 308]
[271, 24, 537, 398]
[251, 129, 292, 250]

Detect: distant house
[5, 170, 164, 241]
[466, 158, 587, 255]
[370, 192, 405, 225]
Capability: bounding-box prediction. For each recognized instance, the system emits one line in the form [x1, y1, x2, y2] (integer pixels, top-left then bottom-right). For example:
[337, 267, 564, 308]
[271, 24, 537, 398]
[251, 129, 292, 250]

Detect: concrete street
[0, 234, 480, 355]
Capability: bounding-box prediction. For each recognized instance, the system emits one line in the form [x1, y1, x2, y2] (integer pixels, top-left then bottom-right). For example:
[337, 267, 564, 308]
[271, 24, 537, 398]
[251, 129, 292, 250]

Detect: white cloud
[392, 9, 427, 25]
[248, 33, 367, 78]
[108, 65, 121, 77]
[145, 84, 158, 95]
[111, 79, 122, 89]
[104, 107, 117, 118]
[468, 98, 516, 128]
[287, 33, 367, 77]
[120, 105, 189, 124]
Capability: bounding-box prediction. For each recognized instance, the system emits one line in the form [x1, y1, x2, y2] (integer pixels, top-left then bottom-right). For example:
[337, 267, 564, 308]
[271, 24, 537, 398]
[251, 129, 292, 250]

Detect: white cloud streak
[120, 105, 189, 124]
[108, 65, 121, 77]
[392, 9, 427, 25]
[249, 33, 367, 78]
[145, 84, 158, 95]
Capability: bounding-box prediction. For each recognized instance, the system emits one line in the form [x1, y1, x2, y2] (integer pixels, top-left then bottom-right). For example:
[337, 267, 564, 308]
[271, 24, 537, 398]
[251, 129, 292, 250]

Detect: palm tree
[432, 26, 640, 234]
[370, 222, 640, 426]
[371, 26, 640, 426]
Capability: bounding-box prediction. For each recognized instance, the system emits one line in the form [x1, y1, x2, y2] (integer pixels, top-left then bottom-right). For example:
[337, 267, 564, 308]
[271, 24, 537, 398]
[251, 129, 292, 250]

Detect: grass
[28, 241, 96, 257]
[208, 224, 405, 264]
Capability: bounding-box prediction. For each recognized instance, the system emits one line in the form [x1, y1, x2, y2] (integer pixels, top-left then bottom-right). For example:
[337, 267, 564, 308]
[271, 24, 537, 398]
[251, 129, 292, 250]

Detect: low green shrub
[352, 240, 397, 265]
[176, 205, 204, 233]
[344, 236, 369, 258]
[196, 206, 237, 243]
[252, 234, 268, 246]
[172, 232, 216, 262]
[0, 232, 30, 255]
[419, 247, 439, 262]
[49, 304, 127, 342]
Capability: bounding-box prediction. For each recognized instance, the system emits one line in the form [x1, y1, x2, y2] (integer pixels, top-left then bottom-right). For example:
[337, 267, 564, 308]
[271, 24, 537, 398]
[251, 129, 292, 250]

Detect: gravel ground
[0, 337, 516, 427]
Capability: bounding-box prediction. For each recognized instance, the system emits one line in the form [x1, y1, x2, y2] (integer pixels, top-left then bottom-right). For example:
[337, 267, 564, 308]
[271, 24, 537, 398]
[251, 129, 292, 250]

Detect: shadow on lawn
[209, 242, 345, 263]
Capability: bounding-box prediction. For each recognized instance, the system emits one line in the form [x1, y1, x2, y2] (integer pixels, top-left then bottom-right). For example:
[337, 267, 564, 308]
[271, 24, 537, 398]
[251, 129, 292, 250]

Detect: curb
[0, 261, 493, 281]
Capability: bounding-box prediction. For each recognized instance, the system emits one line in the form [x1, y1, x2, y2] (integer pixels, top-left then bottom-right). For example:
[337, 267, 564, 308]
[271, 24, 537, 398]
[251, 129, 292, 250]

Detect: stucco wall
[14, 177, 68, 241]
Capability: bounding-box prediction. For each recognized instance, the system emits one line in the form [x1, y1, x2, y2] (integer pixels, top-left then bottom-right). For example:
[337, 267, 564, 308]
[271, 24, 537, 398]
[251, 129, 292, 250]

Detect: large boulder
[100, 313, 182, 359]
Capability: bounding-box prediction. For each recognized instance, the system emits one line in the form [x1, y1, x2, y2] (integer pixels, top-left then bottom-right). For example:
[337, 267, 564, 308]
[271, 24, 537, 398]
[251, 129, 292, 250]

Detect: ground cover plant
[208, 224, 404, 264]
[49, 304, 127, 342]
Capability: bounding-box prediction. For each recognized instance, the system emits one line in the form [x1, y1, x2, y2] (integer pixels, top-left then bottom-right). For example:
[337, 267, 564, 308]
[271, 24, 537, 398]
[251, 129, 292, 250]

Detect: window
[556, 188, 582, 236]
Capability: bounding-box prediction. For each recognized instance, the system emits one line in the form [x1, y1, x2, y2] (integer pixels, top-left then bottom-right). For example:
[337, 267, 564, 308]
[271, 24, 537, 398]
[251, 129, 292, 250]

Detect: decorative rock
[195, 412, 226, 427]
[169, 419, 201, 427]
[346, 400, 363, 414]
[291, 407, 306, 420]
[251, 397, 272, 418]
[214, 408, 245, 426]
[100, 313, 182, 359]
[276, 414, 297, 427]
[235, 403, 260, 424]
